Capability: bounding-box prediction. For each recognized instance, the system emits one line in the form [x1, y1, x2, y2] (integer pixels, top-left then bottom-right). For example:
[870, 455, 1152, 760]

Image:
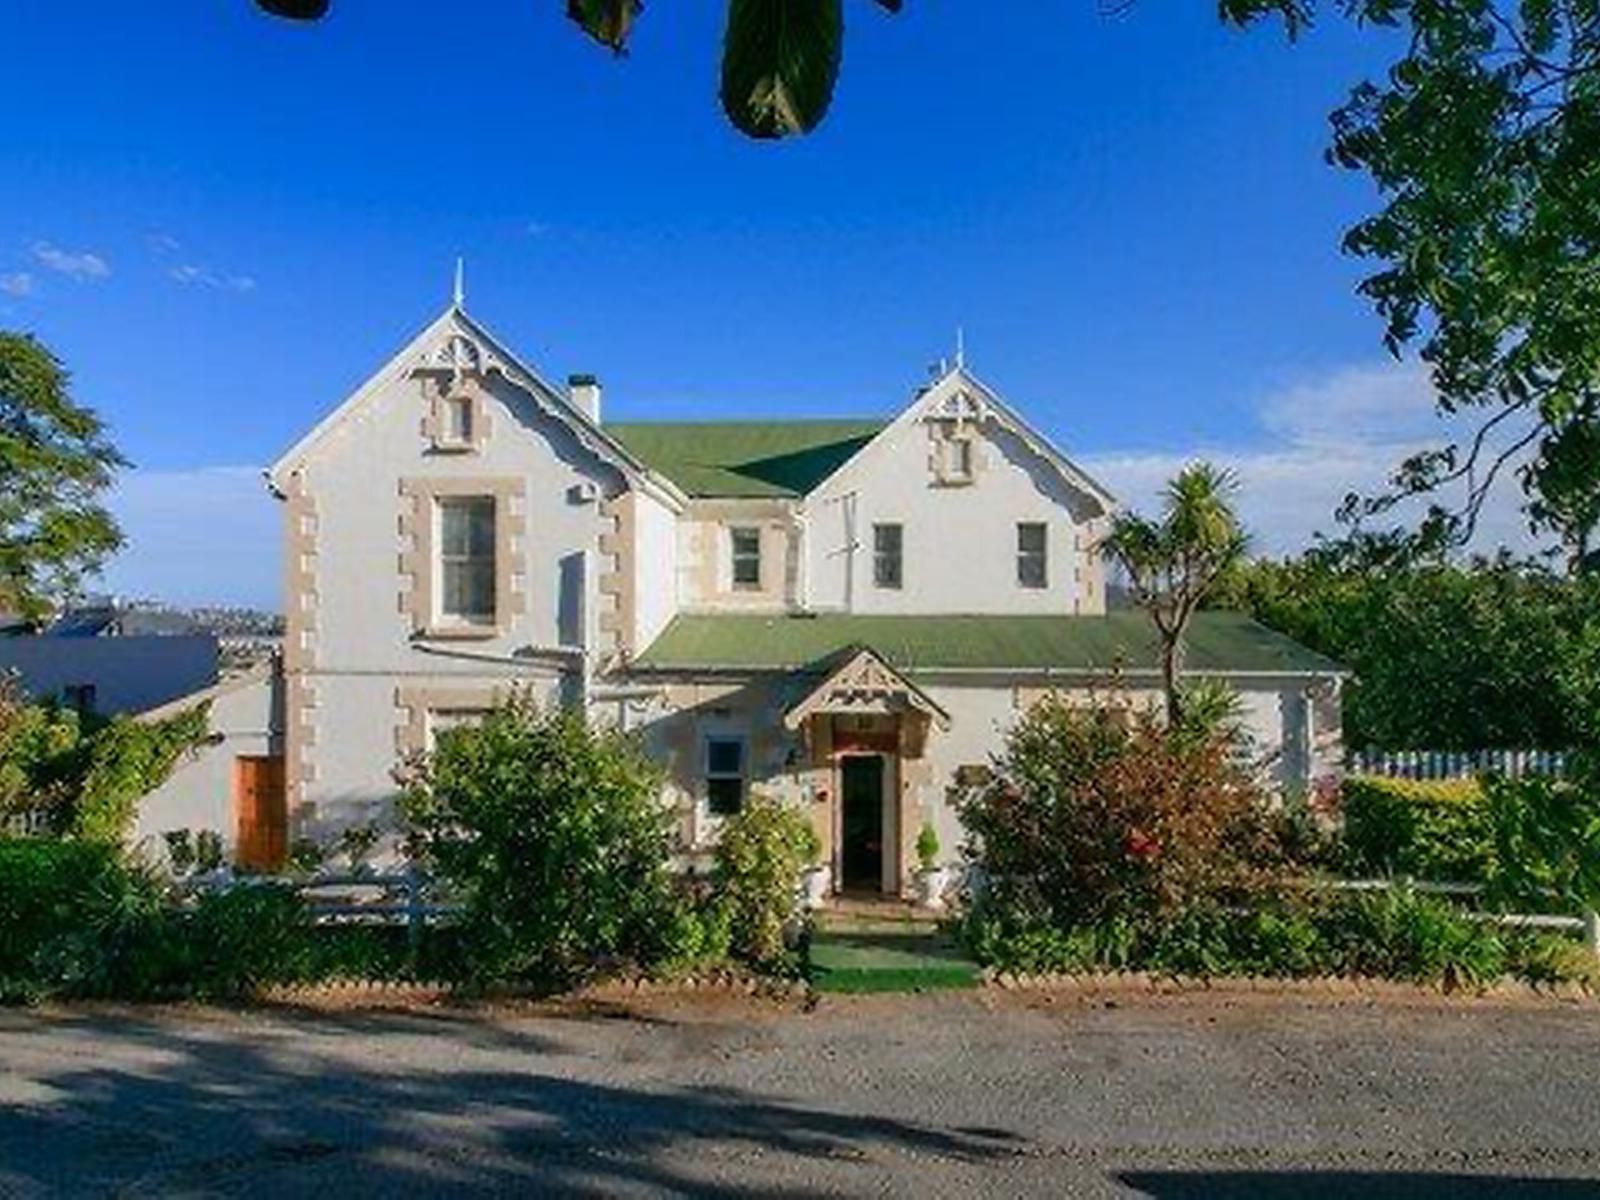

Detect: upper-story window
[873, 523, 903, 589]
[730, 526, 762, 590]
[1017, 522, 1048, 589]
[439, 496, 497, 624]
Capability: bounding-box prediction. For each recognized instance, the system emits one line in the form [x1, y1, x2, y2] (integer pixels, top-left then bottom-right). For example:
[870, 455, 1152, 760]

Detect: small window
[873, 523, 903, 589]
[441, 394, 473, 445]
[948, 438, 974, 480]
[439, 496, 496, 623]
[730, 527, 761, 590]
[705, 736, 746, 816]
[1017, 522, 1048, 589]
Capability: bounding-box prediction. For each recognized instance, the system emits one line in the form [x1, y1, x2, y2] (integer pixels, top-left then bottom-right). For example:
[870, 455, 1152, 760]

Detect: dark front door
[840, 755, 885, 893]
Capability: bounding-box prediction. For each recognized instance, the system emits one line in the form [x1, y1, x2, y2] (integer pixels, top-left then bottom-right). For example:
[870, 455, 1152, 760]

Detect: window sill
[416, 623, 501, 641]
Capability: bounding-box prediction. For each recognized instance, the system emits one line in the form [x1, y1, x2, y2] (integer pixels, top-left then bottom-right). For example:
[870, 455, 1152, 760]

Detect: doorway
[235, 754, 287, 871]
[840, 754, 886, 894]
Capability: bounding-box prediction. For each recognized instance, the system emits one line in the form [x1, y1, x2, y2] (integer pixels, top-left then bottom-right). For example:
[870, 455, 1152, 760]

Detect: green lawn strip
[808, 926, 981, 993]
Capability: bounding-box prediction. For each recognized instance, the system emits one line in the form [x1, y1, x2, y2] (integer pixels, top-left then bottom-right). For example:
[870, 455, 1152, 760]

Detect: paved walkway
[3, 988, 1600, 1196]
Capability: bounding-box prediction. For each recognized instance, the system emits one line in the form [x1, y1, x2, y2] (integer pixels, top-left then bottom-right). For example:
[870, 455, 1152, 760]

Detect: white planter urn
[802, 863, 832, 910]
[915, 865, 951, 911]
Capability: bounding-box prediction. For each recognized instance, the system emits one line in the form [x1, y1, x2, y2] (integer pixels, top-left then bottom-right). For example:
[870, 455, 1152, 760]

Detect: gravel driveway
[2, 986, 1599, 1197]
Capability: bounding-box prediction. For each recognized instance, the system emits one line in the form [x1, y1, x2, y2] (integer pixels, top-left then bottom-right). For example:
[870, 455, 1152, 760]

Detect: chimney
[568, 373, 601, 425]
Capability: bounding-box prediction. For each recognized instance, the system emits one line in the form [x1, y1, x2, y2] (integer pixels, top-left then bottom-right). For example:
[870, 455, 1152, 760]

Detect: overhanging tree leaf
[720, 0, 844, 139]
[567, 0, 642, 53]
[255, 0, 330, 19]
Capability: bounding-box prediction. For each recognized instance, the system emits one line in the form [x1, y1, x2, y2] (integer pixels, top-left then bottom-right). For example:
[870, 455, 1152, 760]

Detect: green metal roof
[634, 611, 1344, 676]
[607, 420, 886, 498]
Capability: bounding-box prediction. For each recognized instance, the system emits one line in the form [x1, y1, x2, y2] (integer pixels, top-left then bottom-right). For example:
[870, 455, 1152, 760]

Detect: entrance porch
[783, 647, 949, 900]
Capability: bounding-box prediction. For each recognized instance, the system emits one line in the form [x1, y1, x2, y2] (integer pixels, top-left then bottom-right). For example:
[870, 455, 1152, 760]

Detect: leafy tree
[0, 333, 125, 621]
[1212, 549, 1596, 749]
[1223, 1, 1600, 566]
[1099, 462, 1250, 725]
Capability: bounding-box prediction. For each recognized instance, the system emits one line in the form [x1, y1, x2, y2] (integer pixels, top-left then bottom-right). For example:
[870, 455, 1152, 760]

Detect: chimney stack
[568, 374, 601, 425]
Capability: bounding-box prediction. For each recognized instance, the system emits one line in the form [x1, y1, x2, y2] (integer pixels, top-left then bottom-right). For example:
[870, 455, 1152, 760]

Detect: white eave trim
[264, 304, 686, 512]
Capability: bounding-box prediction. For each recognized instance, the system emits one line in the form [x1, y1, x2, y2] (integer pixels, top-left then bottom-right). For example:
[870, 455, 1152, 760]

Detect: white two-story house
[138, 293, 1345, 895]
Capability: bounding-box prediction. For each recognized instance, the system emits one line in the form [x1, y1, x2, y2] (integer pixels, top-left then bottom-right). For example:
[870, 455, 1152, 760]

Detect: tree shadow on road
[0, 1009, 1018, 1197]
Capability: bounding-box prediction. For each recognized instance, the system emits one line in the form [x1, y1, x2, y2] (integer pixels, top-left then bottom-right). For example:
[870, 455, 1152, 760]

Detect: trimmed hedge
[1340, 776, 1491, 883]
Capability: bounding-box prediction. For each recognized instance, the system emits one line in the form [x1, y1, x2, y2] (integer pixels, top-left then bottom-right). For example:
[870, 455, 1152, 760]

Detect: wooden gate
[234, 755, 287, 871]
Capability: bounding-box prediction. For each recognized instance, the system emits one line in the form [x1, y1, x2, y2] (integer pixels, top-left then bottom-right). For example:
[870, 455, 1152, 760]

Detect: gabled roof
[633, 611, 1345, 676]
[608, 420, 884, 498]
[784, 645, 951, 729]
[266, 305, 683, 508]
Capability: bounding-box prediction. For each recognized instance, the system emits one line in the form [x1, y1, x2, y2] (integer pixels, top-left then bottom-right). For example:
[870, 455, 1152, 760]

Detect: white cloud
[32, 241, 110, 280]
[168, 263, 256, 293]
[97, 466, 280, 609]
[1081, 361, 1544, 559]
[0, 272, 33, 298]
[145, 232, 182, 256]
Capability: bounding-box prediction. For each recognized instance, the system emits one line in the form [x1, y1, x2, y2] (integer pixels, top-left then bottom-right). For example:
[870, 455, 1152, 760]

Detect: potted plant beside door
[914, 822, 949, 911]
[799, 821, 831, 910]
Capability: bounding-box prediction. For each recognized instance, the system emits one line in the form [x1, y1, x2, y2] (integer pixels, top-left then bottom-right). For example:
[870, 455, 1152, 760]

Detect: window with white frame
[730, 526, 761, 590]
[873, 522, 903, 589]
[705, 735, 746, 816]
[438, 496, 497, 623]
[1017, 522, 1048, 589]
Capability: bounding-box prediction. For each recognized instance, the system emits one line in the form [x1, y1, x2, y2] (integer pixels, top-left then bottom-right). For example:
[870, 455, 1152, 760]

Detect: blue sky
[2, 3, 1528, 608]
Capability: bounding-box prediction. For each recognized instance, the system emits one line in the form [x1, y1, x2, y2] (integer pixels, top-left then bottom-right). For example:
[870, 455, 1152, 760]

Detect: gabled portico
[784, 647, 949, 898]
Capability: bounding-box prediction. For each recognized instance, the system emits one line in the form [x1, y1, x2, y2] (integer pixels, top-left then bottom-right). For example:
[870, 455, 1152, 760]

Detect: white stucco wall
[633, 488, 680, 648]
[806, 396, 1109, 616]
[132, 671, 282, 857]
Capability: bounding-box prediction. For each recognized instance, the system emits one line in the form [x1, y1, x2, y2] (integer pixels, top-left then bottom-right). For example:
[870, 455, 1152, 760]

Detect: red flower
[1124, 827, 1160, 861]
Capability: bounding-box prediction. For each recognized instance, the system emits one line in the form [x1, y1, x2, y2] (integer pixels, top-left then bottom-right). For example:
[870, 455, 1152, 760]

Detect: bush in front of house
[958, 693, 1286, 932]
[399, 698, 684, 987]
[1339, 776, 1492, 883]
[710, 794, 819, 970]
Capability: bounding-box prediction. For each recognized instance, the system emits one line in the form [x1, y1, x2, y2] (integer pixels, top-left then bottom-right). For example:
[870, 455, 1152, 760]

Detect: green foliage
[1340, 776, 1494, 883]
[1482, 773, 1600, 911]
[194, 829, 224, 873]
[0, 675, 208, 842]
[162, 829, 195, 875]
[1225, 3, 1600, 561]
[0, 839, 168, 1003]
[0, 332, 126, 620]
[961, 694, 1284, 931]
[963, 889, 1557, 989]
[68, 705, 211, 843]
[710, 793, 816, 968]
[400, 697, 679, 985]
[1100, 463, 1249, 724]
[915, 822, 940, 872]
[1213, 554, 1596, 749]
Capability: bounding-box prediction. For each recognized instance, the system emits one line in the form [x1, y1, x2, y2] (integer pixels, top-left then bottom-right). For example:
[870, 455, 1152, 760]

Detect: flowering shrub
[959, 693, 1283, 930]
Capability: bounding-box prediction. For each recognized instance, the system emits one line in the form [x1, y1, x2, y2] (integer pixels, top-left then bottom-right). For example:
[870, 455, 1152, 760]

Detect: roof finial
[452, 256, 465, 309]
[955, 325, 966, 370]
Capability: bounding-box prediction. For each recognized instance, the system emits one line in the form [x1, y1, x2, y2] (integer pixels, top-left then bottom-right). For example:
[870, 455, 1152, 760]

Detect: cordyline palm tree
[257, 0, 903, 139]
[1099, 462, 1249, 728]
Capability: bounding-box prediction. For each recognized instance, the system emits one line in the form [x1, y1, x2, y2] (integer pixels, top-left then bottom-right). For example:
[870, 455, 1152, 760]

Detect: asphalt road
[3, 986, 1600, 1197]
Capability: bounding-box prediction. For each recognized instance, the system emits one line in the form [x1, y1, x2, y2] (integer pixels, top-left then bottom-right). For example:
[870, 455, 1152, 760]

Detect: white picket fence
[1348, 749, 1570, 781]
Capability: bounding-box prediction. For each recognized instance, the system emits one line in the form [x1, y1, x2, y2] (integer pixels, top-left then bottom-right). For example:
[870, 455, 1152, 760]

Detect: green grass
[807, 924, 981, 994]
